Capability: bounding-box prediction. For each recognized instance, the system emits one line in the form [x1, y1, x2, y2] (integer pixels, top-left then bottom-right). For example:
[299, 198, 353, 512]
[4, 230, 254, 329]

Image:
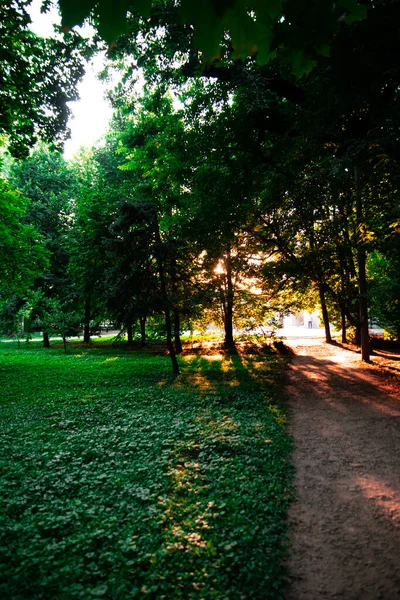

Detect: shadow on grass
[172, 341, 288, 401]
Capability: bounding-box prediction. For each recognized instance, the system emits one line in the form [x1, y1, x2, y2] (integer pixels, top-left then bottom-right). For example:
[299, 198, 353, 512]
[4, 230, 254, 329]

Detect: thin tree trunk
[43, 331, 50, 348]
[166, 311, 179, 373]
[343, 304, 359, 333]
[83, 297, 91, 343]
[170, 254, 183, 354]
[139, 316, 146, 347]
[357, 246, 370, 361]
[126, 318, 133, 344]
[174, 310, 183, 354]
[319, 284, 332, 343]
[338, 199, 357, 279]
[355, 167, 370, 362]
[341, 307, 347, 343]
[153, 210, 179, 375]
[223, 253, 235, 347]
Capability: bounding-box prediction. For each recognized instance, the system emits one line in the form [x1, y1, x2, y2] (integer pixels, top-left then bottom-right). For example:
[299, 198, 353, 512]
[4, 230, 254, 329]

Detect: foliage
[2, 0, 399, 356]
[16, 289, 81, 344]
[0, 178, 48, 295]
[7, 146, 79, 340]
[8, 146, 77, 278]
[58, 0, 367, 75]
[0, 340, 292, 599]
[368, 251, 400, 339]
[67, 147, 121, 338]
[0, 0, 91, 157]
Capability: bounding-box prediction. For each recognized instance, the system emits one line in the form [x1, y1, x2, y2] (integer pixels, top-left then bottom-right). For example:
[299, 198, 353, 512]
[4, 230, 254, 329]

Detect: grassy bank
[0, 340, 292, 599]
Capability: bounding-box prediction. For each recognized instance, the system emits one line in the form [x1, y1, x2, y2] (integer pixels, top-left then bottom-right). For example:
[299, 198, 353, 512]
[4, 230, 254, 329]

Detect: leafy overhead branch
[58, 0, 367, 76]
[0, 0, 92, 157]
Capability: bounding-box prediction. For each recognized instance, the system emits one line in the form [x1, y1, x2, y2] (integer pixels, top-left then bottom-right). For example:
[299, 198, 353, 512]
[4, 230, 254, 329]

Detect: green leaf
[254, 21, 275, 66]
[179, 0, 224, 62]
[59, 0, 96, 29]
[287, 49, 317, 78]
[224, 10, 258, 60]
[60, 0, 152, 41]
[97, 0, 131, 43]
[317, 43, 330, 58]
[338, 0, 368, 25]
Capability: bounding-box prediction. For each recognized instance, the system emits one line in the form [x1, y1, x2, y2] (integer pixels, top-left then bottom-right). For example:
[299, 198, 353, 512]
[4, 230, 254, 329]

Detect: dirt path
[284, 339, 400, 599]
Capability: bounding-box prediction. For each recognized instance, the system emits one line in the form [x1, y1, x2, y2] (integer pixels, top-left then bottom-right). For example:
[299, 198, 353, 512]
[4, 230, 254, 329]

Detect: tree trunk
[354, 324, 361, 347]
[174, 310, 183, 354]
[153, 210, 179, 375]
[83, 297, 91, 343]
[223, 253, 235, 347]
[357, 246, 370, 361]
[139, 316, 146, 347]
[341, 307, 347, 344]
[43, 331, 50, 348]
[224, 301, 234, 346]
[355, 167, 370, 363]
[169, 254, 183, 354]
[319, 284, 332, 344]
[126, 318, 133, 344]
[165, 308, 179, 374]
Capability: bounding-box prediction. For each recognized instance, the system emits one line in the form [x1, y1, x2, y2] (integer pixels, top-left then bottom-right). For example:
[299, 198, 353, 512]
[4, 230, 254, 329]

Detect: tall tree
[112, 90, 196, 371]
[68, 147, 123, 343]
[9, 146, 77, 346]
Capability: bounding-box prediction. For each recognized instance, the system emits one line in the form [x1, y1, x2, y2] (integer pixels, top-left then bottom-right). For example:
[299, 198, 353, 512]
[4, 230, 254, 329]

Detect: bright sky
[28, 0, 113, 159]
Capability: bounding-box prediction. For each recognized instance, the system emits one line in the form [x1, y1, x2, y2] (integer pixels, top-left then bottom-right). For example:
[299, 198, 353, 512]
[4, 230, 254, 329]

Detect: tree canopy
[1, 0, 399, 365]
[58, 0, 367, 75]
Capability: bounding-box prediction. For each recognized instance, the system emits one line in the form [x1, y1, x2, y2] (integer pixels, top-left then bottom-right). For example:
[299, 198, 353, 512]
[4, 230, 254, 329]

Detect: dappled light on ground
[176, 342, 280, 392]
[354, 474, 400, 524]
[175, 344, 269, 391]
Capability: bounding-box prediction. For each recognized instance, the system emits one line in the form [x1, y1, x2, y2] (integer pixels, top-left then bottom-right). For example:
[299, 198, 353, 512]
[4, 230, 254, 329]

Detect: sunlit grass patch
[0, 341, 292, 599]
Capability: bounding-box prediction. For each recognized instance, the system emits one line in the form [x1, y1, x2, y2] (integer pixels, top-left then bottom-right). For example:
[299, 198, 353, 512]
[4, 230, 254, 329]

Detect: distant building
[283, 310, 321, 330]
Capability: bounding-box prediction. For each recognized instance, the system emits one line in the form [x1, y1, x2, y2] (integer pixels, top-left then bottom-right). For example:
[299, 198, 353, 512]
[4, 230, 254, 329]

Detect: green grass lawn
[0, 339, 292, 600]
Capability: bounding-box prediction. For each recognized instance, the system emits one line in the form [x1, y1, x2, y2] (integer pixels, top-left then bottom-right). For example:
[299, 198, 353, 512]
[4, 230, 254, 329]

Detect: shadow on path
[284, 343, 400, 599]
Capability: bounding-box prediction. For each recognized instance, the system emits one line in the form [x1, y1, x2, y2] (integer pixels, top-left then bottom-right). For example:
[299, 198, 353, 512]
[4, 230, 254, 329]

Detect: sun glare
[64, 56, 114, 159]
[214, 261, 226, 275]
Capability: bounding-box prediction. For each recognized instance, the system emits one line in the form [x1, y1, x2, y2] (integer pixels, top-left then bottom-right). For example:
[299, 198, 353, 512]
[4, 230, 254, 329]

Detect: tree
[0, 178, 48, 296]
[1, 0, 91, 157]
[236, 0, 400, 360]
[103, 199, 160, 346]
[179, 81, 267, 346]
[112, 90, 195, 372]
[368, 251, 400, 341]
[68, 147, 121, 343]
[8, 146, 77, 346]
[17, 289, 81, 351]
[7, 0, 393, 365]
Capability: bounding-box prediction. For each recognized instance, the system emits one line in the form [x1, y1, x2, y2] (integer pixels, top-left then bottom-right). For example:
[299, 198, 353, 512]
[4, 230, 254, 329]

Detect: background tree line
[1, 0, 399, 370]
